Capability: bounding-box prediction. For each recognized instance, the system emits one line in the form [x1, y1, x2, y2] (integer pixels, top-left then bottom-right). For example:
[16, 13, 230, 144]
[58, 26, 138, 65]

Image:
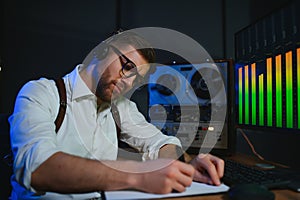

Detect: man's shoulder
[18, 78, 59, 100]
[23, 77, 55, 87]
[114, 97, 140, 115]
[115, 96, 136, 107]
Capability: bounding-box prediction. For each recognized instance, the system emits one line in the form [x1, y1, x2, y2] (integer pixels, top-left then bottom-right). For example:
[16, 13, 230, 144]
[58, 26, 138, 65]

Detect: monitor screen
[148, 60, 234, 155]
[235, 48, 300, 131]
[234, 0, 300, 169]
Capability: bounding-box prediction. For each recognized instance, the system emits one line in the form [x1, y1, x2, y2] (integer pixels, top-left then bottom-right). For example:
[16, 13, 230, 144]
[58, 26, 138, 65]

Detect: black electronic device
[228, 183, 275, 200]
[148, 59, 234, 156]
[234, 0, 300, 169]
[223, 159, 291, 189]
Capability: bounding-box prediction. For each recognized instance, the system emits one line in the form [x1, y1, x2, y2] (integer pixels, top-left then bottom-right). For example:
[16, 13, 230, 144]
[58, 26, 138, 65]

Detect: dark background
[0, 0, 294, 199]
[0, 0, 289, 114]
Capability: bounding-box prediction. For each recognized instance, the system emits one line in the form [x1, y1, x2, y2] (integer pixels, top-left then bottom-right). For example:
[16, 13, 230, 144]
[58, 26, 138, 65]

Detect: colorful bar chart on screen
[275, 54, 282, 128]
[236, 47, 300, 129]
[244, 65, 249, 124]
[251, 63, 256, 125]
[238, 67, 243, 124]
[259, 74, 264, 126]
[285, 51, 293, 128]
[266, 58, 272, 127]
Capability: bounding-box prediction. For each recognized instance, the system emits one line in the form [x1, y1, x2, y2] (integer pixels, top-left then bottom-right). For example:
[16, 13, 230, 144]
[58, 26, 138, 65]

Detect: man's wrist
[176, 146, 185, 162]
[158, 144, 185, 162]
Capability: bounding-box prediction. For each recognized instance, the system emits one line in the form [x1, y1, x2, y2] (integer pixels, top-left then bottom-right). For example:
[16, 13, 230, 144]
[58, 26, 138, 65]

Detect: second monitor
[147, 60, 234, 155]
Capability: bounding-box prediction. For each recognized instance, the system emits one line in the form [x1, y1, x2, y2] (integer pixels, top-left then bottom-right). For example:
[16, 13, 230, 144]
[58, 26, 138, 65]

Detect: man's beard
[96, 77, 112, 103]
[95, 76, 122, 103]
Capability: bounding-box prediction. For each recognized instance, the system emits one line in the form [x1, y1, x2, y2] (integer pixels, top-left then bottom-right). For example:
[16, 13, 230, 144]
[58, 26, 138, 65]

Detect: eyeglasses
[109, 45, 144, 85]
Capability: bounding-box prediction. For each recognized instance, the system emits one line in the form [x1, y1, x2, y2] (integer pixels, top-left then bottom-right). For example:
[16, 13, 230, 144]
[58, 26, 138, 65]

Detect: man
[9, 30, 224, 199]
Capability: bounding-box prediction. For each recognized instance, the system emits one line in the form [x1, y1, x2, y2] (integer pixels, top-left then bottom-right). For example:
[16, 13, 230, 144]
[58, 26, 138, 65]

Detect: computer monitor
[147, 59, 234, 156]
[234, 0, 300, 169]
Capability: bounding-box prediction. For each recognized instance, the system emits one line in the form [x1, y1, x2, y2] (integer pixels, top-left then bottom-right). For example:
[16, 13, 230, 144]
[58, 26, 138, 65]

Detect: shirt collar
[69, 64, 95, 101]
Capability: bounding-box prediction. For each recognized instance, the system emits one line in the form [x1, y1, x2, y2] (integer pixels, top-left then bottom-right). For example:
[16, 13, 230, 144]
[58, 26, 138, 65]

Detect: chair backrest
[0, 113, 12, 199]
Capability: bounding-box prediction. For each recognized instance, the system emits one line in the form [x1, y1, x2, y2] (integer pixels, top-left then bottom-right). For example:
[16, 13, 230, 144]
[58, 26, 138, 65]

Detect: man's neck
[97, 98, 111, 112]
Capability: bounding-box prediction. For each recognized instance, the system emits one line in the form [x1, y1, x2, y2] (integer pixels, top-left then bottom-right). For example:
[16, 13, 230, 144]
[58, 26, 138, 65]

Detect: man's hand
[133, 159, 195, 194]
[189, 153, 224, 186]
[158, 145, 224, 186]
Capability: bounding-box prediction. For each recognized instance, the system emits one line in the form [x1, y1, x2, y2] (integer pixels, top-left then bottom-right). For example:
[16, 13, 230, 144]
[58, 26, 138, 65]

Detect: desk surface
[164, 153, 300, 200]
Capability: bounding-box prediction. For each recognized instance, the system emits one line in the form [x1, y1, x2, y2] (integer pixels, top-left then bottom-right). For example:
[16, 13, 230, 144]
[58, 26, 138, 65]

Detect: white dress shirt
[9, 65, 181, 199]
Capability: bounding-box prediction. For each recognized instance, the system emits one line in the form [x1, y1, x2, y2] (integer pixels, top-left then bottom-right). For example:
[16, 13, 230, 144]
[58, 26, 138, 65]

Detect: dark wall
[120, 0, 225, 59]
[225, 0, 250, 59]
[249, 0, 292, 22]
[0, 0, 117, 114]
[0, 0, 251, 114]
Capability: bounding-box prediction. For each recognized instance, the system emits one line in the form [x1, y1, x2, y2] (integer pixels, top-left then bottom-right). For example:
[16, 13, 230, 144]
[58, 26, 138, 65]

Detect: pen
[101, 191, 107, 200]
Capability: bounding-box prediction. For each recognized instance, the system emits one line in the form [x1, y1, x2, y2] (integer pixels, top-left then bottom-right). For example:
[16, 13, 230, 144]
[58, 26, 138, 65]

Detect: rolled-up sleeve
[9, 79, 60, 192]
[116, 98, 181, 160]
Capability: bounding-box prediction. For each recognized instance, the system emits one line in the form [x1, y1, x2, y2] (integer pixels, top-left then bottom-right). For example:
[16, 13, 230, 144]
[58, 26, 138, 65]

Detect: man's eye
[123, 62, 136, 71]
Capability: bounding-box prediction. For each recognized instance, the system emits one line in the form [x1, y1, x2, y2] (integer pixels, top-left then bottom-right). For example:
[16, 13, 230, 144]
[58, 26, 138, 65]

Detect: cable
[237, 127, 265, 161]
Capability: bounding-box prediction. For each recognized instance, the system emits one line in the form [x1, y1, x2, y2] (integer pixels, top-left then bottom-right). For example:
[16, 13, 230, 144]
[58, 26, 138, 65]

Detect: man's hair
[84, 29, 157, 75]
[106, 30, 156, 66]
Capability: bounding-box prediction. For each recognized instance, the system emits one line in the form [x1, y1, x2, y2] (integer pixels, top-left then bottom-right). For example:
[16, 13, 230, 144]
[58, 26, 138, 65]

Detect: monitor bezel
[187, 59, 235, 156]
[149, 59, 235, 156]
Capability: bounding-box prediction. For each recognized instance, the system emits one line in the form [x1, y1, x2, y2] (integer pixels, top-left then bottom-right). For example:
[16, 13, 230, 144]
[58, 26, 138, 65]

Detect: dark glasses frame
[109, 45, 144, 85]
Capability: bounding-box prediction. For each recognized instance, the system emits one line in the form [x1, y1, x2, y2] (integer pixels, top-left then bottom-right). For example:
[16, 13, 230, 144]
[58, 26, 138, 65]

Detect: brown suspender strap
[4, 78, 67, 167]
[111, 103, 121, 139]
[111, 103, 141, 160]
[110, 103, 185, 161]
[52, 80, 183, 161]
[54, 78, 67, 133]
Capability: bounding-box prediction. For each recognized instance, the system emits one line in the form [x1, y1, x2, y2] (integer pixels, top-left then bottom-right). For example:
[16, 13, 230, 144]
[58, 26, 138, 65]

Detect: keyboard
[222, 159, 291, 189]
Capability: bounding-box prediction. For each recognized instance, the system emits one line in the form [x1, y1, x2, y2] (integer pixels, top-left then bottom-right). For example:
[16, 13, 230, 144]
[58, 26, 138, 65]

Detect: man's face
[95, 45, 150, 102]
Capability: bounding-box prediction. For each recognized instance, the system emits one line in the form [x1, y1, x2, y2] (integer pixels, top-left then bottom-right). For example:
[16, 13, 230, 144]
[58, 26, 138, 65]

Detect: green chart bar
[259, 74, 264, 126]
[275, 54, 283, 127]
[286, 51, 293, 128]
[298, 48, 300, 128]
[244, 65, 249, 124]
[238, 67, 243, 124]
[251, 63, 257, 125]
[267, 58, 273, 126]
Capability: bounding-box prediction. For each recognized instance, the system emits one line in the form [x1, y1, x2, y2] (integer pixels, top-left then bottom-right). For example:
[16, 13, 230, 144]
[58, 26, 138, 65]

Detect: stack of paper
[105, 182, 229, 199]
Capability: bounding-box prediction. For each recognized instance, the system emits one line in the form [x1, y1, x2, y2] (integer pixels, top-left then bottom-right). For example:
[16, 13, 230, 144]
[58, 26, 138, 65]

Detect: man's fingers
[210, 155, 224, 178]
[172, 181, 188, 193]
[193, 170, 212, 184]
[177, 161, 195, 177]
[173, 161, 194, 188]
[194, 154, 223, 185]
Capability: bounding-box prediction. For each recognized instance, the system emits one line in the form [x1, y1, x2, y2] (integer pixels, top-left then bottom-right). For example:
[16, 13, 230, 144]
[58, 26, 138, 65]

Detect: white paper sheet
[105, 182, 229, 200]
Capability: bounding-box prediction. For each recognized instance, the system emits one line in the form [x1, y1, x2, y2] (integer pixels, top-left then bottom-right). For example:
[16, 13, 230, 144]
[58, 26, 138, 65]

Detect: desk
[163, 153, 300, 200]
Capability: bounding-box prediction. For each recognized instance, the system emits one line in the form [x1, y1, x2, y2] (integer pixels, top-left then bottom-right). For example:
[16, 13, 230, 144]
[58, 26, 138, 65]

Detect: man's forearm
[31, 151, 197, 195]
[31, 152, 139, 193]
[159, 144, 192, 162]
